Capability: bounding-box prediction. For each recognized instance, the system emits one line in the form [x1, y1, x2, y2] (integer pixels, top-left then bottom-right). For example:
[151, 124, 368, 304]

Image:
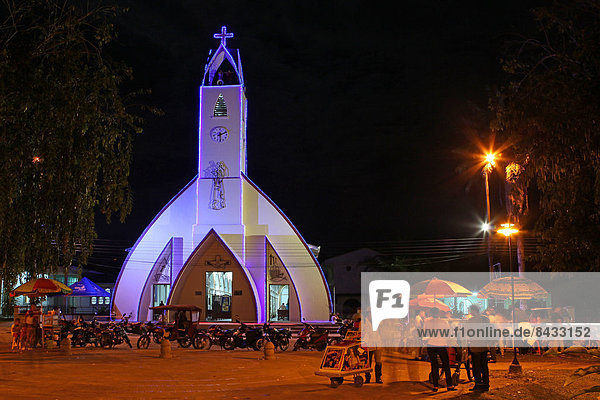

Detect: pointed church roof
[203, 26, 244, 86]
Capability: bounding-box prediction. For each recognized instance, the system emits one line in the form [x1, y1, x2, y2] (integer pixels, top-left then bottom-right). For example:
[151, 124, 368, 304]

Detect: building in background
[321, 248, 381, 317]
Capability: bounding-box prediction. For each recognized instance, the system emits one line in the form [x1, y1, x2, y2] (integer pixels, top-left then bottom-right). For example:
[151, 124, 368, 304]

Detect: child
[11, 318, 21, 350]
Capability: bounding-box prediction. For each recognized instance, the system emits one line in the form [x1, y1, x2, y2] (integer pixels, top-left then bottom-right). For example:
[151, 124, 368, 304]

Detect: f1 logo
[368, 280, 410, 330]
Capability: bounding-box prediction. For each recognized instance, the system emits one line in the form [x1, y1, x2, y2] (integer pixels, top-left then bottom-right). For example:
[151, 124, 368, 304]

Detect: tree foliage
[491, 1, 600, 271]
[0, 0, 142, 291]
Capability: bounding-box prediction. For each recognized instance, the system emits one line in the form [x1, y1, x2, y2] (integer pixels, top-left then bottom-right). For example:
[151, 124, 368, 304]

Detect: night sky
[91, 0, 543, 277]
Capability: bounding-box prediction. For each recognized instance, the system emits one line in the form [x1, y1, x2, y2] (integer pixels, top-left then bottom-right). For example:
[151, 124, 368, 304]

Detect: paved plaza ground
[1, 322, 598, 399]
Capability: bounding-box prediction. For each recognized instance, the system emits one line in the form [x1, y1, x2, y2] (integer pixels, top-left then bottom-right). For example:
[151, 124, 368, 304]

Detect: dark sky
[92, 0, 542, 275]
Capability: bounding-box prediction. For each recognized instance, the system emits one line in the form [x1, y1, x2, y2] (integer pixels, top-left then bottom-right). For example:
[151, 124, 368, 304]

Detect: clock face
[210, 126, 229, 143]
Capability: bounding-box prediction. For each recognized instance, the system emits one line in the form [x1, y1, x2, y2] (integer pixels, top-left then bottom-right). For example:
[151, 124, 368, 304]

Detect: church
[111, 27, 332, 323]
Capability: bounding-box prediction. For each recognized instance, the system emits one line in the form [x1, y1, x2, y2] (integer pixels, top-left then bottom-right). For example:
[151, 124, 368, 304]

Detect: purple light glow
[213, 26, 234, 48]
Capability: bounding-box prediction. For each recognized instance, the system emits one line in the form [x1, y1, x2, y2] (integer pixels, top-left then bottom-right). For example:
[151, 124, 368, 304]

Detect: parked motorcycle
[223, 320, 263, 351]
[71, 318, 101, 347]
[262, 322, 292, 351]
[192, 330, 211, 350]
[136, 322, 165, 349]
[59, 319, 76, 342]
[328, 318, 354, 346]
[205, 325, 232, 350]
[293, 322, 328, 351]
[100, 322, 132, 348]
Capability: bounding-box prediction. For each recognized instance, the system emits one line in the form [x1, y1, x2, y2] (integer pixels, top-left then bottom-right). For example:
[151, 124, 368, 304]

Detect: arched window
[214, 94, 227, 117]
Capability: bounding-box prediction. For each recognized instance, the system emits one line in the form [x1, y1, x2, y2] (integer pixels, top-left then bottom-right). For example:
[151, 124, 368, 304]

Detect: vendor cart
[315, 330, 373, 388]
[41, 312, 60, 348]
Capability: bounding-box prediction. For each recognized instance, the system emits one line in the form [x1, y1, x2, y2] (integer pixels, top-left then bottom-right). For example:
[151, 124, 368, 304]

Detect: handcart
[315, 330, 373, 388]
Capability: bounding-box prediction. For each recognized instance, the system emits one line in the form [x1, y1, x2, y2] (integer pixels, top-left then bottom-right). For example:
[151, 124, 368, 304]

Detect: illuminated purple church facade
[111, 27, 332, 322]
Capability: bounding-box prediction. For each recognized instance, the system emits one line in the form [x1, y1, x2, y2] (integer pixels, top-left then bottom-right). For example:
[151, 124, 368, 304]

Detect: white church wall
[242, 175, 332, 321]
[195, 178, 243, 227]
[112, 178, 197, 320]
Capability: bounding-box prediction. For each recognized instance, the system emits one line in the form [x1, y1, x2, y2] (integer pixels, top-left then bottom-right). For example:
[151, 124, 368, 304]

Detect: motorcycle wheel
[223, 337, 236, 351]
[137, 335, 150, 349]
[152, 332, 163, 344]
[316, 341, 327, 352]
[253, 338, 264, 351]
[328, 337, 342, 346]
[178, 336, 192, 348]
[292, 339, 303, 351]
[100, 332, 113, 348]
[279, 337, 290, 352]
[193, 335, 211, 350]
[72, 336, 83, 347]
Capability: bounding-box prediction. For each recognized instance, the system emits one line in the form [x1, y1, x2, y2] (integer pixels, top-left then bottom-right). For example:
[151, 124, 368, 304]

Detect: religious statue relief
[206, 255, 231, 269]
[153, 259, 170, 283]
[268, 254, 287, 282]
[204, 161, 229, 210]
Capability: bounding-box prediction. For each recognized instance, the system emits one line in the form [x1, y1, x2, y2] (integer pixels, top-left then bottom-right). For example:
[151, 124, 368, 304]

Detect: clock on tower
[197, 26, 247, 225]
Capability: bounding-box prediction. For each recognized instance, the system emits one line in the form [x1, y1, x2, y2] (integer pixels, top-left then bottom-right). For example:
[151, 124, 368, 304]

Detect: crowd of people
[11, 308, 39, 350]
[413, 304, 576, 393]
[10, 304, 61, 350]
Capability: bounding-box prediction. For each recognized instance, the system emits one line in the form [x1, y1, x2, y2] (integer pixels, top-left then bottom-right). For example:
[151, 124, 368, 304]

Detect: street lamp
[498, 222, 522, 374]
[483, 152, 496, 281]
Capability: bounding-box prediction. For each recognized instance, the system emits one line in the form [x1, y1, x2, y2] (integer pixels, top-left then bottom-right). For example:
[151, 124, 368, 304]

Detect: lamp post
[483, 153, 496, 281]
[498, 222, 522, 374]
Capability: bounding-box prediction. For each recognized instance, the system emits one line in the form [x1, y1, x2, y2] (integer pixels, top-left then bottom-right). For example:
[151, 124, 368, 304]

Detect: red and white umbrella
[411, 277, 472, 298]
[409, 295, 451, 312]
[10, 278, 72, 297]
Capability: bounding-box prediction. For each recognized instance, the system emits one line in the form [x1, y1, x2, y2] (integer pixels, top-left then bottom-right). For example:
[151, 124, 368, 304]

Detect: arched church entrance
[169, 230, 258, 322]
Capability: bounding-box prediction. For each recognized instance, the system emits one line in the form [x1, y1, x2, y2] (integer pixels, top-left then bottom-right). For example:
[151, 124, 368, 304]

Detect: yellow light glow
[32, 156, 42, 163]
[485, 153, 496, 166]
[498, 223, 518, 237]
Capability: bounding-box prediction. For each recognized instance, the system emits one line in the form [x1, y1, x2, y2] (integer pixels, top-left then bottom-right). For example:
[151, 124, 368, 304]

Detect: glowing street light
[484, 153, 496, 171]
[497, 221, 522, 374]
[483, 151, 497, 281]
[498, 223, 518, 237]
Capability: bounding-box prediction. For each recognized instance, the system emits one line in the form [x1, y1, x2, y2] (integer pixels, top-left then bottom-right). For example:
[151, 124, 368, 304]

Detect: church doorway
[269, 284, 289, 321]
[152, 284, 170, 320]
[206, 271, 232, 321]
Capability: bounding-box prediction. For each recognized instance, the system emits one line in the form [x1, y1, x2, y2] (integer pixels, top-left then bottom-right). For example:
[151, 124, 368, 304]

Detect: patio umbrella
[411, 277, 472, 298]
[477, 276, 548, 300]
[9, 278, 72, 297]
[69, 277, 110, 297]
[409, 295, 451, 312]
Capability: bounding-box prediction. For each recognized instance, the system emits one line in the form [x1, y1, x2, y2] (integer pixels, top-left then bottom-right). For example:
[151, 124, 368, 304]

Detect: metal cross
[213, 26, 234, 47]
[206, 255, 231, 269]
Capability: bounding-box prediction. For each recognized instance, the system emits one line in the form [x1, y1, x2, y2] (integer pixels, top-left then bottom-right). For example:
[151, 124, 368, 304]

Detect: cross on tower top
[213, 26, 234, 47]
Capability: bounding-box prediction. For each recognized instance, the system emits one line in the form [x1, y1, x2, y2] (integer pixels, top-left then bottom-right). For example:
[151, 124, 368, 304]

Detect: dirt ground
[0, 321, 599, 400]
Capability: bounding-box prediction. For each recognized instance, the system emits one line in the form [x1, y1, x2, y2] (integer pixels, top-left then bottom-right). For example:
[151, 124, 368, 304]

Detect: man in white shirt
[424, 308, 456, 392]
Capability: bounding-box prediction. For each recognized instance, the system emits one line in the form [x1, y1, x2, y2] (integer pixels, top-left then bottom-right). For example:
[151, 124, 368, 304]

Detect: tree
[491, 1, 600, 271]
[0, 0, 144, 303]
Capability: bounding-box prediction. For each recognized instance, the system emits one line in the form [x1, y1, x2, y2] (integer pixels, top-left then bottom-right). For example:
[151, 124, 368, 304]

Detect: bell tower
[195, 26, 247, 239]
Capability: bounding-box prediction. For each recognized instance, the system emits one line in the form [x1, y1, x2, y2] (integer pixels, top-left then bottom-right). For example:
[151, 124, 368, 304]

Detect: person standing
[360, 307, 383, 384]
[467, 305, 490, 392]
[11, 318, 21, 350]
[424, 307, 456, 392]
[24, 310, 35, 350]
